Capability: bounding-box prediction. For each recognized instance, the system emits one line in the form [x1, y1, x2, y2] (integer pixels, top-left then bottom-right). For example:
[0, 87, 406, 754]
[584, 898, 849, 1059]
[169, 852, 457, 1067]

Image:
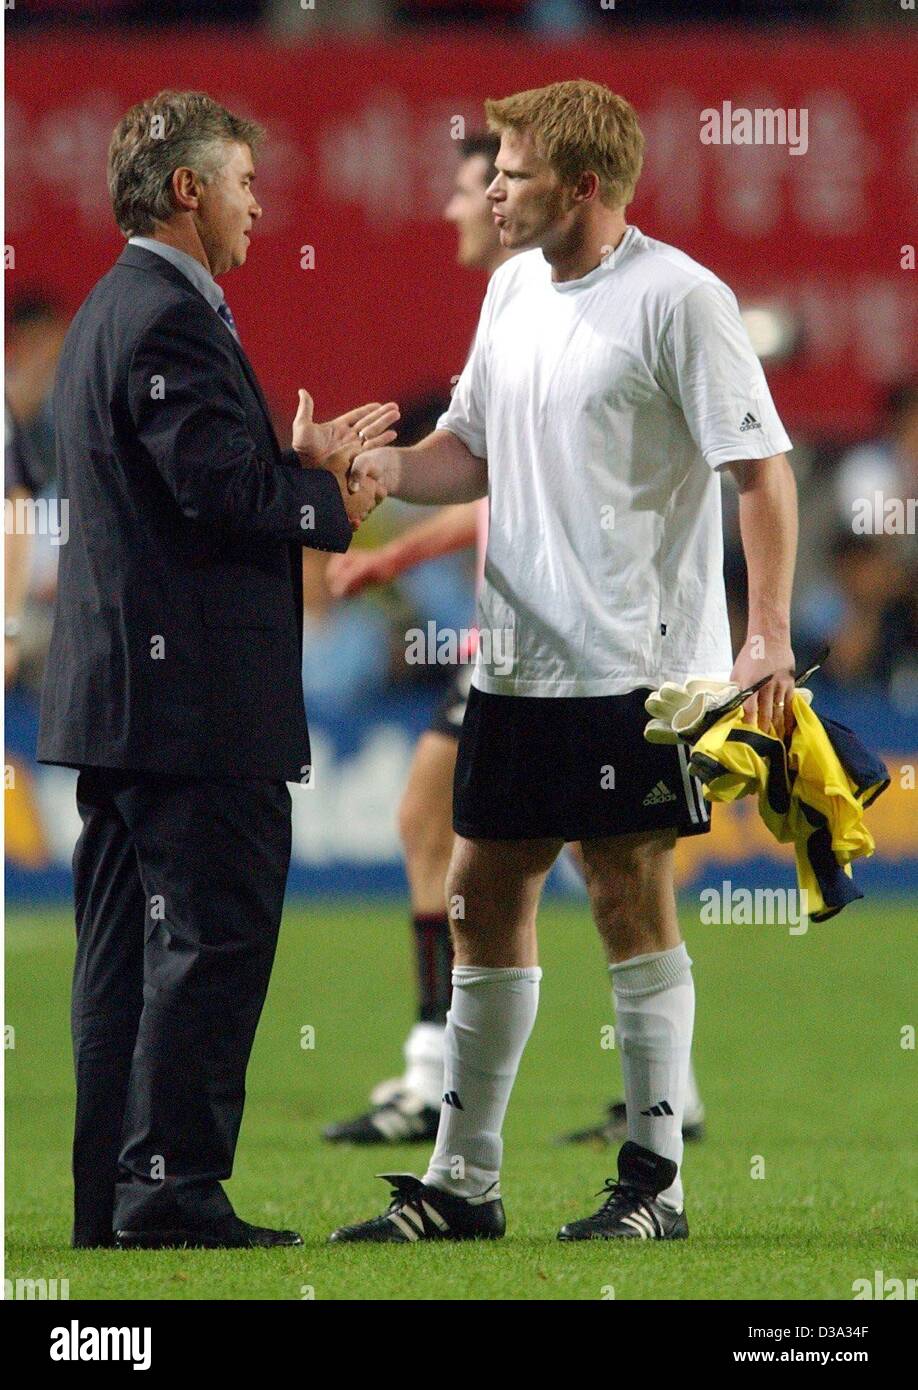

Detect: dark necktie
[217, 300, 240, 343]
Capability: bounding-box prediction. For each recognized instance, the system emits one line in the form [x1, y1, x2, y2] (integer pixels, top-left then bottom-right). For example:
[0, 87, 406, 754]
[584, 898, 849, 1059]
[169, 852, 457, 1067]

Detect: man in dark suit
[37, 90, 396, 1249]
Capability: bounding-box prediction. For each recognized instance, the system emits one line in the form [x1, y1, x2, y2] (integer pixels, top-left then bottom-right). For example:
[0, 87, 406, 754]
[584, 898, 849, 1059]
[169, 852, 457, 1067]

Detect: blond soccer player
[333, 81, 796, 1244]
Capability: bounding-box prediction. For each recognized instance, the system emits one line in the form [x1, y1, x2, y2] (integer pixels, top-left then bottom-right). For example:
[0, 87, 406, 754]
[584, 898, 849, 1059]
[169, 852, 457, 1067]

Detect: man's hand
[326, 546, 397, 598]
[345, 445, 401, 500]
[731, 634, 797, 741]
[322, 443, 388, 530]
[292, 390, 399, 467]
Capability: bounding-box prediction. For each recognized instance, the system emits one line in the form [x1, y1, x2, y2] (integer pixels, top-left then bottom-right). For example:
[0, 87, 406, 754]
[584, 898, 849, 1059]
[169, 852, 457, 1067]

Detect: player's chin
[501, 225, 534, 250]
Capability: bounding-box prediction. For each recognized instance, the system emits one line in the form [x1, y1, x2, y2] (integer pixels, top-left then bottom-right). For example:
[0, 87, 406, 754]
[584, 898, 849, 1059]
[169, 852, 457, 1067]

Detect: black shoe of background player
[557, 1141, 689, 1241]
[115, 1216, 303, 1250]
[555, 1099, 705, 1146]
[329, 1173, 505, 1244]
[322, 1091, 441, 1145]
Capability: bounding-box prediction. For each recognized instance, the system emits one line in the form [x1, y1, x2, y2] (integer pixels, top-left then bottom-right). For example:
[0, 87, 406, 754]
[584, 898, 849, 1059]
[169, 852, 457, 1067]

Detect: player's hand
[292, 391, 400, 467]
[731, 635, 796, 741]
[326, 547, 397, 598]
[322, 443, 388, 530]
[346, 445, 400, 500]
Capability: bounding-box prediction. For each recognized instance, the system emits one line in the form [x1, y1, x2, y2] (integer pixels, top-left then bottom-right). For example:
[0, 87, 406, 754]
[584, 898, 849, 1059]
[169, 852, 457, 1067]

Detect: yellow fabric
[688, 691, 880, 921]
[3, 755, 51, 869]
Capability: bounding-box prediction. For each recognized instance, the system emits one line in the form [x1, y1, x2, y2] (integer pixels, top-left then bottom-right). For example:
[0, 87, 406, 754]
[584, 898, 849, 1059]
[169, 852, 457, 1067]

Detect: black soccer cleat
[556, 1100, 705, 1147]
[322, 1092, 441, 1145]
[329, 1173, 506, 1244]
[558, 1141, 689, 1241]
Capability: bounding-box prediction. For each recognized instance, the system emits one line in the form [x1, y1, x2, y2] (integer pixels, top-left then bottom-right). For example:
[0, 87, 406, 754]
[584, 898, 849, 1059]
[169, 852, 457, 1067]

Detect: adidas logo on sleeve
[739, 411, 762, 431]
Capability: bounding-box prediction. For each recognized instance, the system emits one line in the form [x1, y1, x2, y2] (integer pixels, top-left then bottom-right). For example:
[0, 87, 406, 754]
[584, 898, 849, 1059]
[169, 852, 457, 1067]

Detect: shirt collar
[550, 224, 640, 294]
[128, 236, 225, 313]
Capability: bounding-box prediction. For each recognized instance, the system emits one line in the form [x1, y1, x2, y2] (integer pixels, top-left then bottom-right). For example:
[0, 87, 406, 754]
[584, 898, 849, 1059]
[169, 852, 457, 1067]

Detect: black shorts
[453, 686, 712, 842]
[428, 663, 475, 741]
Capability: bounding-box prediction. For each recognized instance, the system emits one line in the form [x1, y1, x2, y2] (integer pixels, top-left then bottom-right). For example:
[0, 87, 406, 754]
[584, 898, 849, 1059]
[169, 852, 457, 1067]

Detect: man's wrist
[745, 614, 791, 641]
[373, 446, 401, 497]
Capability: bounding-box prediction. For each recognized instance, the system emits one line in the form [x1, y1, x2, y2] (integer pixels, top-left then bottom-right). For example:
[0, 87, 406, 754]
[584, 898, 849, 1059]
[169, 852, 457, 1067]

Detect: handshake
[291, 389, 399, 531]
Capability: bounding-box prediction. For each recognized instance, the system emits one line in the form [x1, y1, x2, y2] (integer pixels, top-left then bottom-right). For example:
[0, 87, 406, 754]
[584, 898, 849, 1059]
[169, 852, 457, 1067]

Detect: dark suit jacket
[38, 244, 353, 781]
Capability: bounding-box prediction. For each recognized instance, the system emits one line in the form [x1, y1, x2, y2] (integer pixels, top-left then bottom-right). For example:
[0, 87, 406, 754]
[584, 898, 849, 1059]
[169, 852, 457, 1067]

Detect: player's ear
[573, 170, 600, 204]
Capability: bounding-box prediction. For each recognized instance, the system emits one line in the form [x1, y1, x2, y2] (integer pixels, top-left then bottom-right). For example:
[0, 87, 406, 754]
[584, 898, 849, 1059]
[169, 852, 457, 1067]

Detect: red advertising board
[6, 30, 915, 437]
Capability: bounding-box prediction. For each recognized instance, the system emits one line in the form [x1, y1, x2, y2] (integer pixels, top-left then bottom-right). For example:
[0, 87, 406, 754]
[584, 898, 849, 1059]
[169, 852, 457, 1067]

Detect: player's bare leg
[445, 833, 561, 965]
[575, 831, 681, 958]
[400, 732, 458, 915]
[380, 733, 459, 1109]
[323, 731, 459, 1143]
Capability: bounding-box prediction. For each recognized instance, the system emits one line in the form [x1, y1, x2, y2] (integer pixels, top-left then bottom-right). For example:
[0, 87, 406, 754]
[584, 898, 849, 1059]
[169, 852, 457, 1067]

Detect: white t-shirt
[437, 224, 792, 697]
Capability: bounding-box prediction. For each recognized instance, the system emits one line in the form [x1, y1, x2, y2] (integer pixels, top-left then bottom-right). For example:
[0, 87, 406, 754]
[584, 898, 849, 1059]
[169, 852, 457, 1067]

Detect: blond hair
[485, 79, 644, 209]
[108, 90, 265, 238]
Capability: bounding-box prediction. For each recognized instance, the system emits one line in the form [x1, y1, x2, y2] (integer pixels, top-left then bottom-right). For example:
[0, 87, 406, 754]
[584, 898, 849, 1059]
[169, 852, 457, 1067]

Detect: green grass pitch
[5, 896, 916, 1301]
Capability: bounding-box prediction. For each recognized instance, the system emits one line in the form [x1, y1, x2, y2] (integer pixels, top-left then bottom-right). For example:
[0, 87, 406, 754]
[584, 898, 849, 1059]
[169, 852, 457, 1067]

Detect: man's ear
[171, 166, 201, 214]
[574, 170, 601, 205]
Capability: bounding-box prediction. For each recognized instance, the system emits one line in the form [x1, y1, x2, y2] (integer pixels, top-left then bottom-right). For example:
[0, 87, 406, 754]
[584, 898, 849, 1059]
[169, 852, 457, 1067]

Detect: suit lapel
[220, 330, 280, 453]
[118, 244, 282, 457]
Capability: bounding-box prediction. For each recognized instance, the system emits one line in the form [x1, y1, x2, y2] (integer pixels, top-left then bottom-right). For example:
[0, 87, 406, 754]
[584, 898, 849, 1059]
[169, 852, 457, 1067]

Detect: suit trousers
[69, 768, 291, 1243]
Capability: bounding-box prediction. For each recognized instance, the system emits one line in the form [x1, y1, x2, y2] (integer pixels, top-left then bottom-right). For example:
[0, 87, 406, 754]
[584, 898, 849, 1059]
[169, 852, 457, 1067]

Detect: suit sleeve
[128, 300, 352, 552]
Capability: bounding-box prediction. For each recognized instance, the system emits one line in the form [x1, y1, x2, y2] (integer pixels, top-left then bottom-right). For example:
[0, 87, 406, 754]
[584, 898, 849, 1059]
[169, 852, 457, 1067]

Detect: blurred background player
[4, 295, 66, 691]
[321, 131, 707, 1147]
[5, 395, 41, 688]
[321, 135, 512, 1144]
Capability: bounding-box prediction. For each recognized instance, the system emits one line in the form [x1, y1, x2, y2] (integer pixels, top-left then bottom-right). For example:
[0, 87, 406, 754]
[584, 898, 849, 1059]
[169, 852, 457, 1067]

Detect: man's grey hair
[107, 90, 265, 238]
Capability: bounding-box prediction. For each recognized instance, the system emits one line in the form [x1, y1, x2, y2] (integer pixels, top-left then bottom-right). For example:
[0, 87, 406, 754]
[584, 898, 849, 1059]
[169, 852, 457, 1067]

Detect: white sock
[423, 965, 542, 1198]
[610, 942, 694, 1210]
[401, 1022, 446, 1110]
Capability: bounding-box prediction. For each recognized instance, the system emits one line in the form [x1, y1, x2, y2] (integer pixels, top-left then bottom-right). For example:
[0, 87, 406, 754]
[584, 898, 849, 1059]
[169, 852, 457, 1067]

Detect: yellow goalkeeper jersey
[688, 691, 889, 922]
